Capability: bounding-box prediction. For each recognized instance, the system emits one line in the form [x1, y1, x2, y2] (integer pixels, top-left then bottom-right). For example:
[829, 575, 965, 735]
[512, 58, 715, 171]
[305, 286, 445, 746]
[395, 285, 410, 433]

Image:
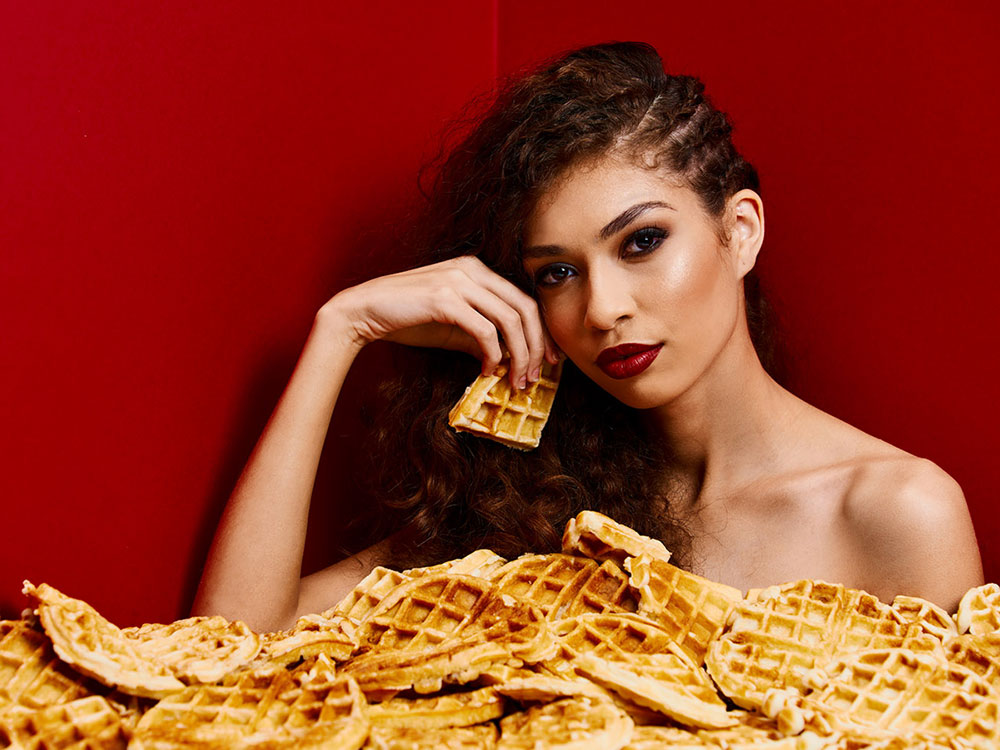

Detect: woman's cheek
[541, 300, 582, 356]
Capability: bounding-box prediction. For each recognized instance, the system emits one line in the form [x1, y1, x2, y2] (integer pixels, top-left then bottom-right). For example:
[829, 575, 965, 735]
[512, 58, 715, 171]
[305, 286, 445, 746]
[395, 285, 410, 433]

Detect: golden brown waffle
[405, 549, 509, 580]
[343, 574, 554, 695]
[561, 560, 640, 619]
[365, 685, 504, 728]
[325, 566, 412, 624]
[257, 612, 357, 667]
[365, 724, 499, 750]
[494, 669, 612, 703]
[624, 556, 741, 666]
[956, 583, 1000, 635]
[763, 647, 1000, 744]
[447, 359, 562, 450]
[546, 613, 686, 671]
[491, 554, 637, 621]
[562, 510, 672, 567]
[890, 595, 958, 641]
[0, 695, 128, 750]
[497, 696, 634, 750]
[707, 580, 945, 711]
[119, 615, 260, 684]
[23, 582, 184, 699]
[574, 651, 733, 729]
[541, 613, 733, 727]
[132, 656, 369, 749]
[0, 619, 97, 712]
[622, 715, 808, 749]
[943, 633, 1000, 690]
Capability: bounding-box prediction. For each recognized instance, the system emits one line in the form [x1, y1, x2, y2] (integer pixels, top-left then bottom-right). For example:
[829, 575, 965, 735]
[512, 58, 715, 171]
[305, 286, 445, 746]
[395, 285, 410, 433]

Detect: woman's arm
[191, 257, 557, 632]
[191, 307, 367, 631]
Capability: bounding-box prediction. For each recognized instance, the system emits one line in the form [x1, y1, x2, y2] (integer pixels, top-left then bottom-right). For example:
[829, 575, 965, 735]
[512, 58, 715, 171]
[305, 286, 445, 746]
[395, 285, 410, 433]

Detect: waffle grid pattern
[707, 580, 945, 710]
[491, 555, 598, 619]
[0, 695, 127, 750]
[789, 649, 1000, 742]
[325, 567, 410, 623]
[626, 556, 741, 666]
[448, 360, 561, 450]
[0, 621, 93, 711]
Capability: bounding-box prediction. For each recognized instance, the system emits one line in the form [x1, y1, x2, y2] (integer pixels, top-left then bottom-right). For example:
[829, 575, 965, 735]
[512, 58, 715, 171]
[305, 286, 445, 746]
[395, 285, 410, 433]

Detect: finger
[459, 288, 532, 388]
[454, 260, 549, 387]
[432, 292, 505, 374]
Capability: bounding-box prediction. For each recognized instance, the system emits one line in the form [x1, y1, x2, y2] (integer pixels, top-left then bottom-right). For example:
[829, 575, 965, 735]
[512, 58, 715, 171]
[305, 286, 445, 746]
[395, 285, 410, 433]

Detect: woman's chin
[588, 374, 683, 411]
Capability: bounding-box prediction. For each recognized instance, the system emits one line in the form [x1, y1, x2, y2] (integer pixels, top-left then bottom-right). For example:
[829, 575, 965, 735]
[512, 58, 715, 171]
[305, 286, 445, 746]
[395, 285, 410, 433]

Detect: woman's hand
[325, 256, 560, 388]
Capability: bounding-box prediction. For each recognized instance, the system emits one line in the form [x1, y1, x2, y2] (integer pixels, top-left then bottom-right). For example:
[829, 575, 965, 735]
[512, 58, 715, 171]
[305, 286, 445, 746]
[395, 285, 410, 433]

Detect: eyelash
[624, 226, 667, 257]
[532, 226, 668, 289]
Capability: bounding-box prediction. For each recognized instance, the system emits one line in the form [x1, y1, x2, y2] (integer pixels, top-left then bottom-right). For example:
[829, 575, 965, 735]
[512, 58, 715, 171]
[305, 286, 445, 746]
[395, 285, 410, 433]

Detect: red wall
[3, 2, 996, 625]
[1, 1, 496, 624]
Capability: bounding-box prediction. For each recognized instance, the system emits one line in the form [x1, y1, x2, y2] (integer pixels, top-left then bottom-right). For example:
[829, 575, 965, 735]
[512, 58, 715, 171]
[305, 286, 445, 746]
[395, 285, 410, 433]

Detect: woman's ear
[727, 189, 764, 278]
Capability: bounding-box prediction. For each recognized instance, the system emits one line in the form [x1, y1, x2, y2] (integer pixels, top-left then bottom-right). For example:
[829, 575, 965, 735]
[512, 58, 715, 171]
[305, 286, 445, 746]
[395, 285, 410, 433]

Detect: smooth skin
[193, 151, 983, 632]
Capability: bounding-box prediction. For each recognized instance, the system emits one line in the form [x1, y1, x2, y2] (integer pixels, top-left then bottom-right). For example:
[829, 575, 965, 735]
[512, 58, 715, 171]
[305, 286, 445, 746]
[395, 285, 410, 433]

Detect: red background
[2, 1, 997, 625]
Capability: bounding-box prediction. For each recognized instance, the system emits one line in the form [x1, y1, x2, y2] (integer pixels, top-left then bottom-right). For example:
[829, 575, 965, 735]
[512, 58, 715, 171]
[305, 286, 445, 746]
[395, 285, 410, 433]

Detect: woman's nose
[583, 268, 635, 331]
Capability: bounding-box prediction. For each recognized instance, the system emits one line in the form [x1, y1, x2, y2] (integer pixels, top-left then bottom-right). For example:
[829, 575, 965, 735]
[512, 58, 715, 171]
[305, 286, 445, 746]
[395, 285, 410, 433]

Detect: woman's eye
[624, 227, 667, 256]
[535, 263, 575, 288]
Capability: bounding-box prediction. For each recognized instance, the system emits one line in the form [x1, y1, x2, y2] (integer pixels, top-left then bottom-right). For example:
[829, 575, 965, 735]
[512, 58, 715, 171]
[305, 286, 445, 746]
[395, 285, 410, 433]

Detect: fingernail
[518, 376, 527, 390]
[530, 367, 540, 382]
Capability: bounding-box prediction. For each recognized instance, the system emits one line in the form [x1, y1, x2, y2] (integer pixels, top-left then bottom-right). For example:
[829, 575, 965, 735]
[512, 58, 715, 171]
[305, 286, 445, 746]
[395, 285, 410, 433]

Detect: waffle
[343, 574, 554, 695]
[365, 685, 504, 728]
[574, 652, 732, 729]
[257, 612, 357, 667]
[956, 583, 1000, 635]
[491, 554, 637, 621]
[497, 696, 634, 750]
[325, 567, 412, 624]
[0, 695, 128, 750]
[132, 656, 369, 749]
[494, 672, 612, 703]
[562, 510, 672, 567]
[706, 580, 945, 711]
[447, 359, 562, 450]
[943, 633, 1000, 690]
[0, 619, 97, 712]
[622, 715, 819, 749]
[546, 613, 688, 671]
[119, 615, 260, 683]
[365, 724, 499, 750]
[624, 556, 741, 666]
[405, 549, 508, 580]
[890, 595, 958, 641]
[762, 647, 1000, 744]
[22, 582, 184, 699]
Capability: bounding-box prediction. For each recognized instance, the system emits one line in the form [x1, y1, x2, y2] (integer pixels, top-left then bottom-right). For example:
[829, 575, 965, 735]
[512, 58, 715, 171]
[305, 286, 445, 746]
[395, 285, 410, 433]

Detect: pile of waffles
[3, 512, 1000, 749]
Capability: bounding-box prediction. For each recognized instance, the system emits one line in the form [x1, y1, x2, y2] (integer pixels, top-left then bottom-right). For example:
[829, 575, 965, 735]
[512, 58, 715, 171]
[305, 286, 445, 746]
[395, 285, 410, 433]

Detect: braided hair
[366, 42, 773, 568]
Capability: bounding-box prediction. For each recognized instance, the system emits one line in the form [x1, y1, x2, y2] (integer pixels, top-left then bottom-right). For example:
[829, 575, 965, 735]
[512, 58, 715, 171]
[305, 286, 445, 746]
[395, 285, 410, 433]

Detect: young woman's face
[522, 154, 752, 409]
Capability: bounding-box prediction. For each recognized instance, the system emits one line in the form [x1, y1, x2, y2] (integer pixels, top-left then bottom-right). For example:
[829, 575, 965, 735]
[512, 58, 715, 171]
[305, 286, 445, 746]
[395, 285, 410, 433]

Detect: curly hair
[366, 41, 773, 569]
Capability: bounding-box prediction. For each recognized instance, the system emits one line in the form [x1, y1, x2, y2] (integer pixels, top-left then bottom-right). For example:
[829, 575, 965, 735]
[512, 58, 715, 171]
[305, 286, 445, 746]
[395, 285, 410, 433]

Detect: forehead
[525, 153, 701, 242]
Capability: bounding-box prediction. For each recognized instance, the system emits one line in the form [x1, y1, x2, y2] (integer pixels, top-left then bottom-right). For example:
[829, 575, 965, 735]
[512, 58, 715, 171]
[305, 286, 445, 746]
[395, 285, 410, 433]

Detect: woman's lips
[595, 343, 664, 380]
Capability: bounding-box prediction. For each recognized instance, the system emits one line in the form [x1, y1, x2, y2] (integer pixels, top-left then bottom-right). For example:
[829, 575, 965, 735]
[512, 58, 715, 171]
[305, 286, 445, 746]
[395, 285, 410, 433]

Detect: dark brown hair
[368, 42, 772, 568]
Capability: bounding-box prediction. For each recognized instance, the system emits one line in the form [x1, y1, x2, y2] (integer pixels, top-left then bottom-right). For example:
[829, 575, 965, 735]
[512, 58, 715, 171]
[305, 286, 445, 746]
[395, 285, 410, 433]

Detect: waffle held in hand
[448, 358, 561, 450]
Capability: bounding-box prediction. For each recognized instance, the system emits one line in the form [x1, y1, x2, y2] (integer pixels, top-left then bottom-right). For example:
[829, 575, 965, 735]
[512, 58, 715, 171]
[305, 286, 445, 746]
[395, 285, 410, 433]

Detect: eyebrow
[522, 200, 676, 260]
[598, 201, 675, 240]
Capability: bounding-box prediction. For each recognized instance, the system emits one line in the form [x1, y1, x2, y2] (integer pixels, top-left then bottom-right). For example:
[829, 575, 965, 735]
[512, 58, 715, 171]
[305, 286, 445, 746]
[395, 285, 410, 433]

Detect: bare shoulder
[843, 451, 983, 611]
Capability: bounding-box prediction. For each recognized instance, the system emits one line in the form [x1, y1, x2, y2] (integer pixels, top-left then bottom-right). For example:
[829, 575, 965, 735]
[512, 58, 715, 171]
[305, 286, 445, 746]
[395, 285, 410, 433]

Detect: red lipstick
[596, 343, 663, 380]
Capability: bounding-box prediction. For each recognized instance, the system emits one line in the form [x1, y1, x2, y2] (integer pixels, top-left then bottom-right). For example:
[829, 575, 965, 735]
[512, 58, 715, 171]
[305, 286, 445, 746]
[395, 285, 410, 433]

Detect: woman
[192, 42, 982, 632]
